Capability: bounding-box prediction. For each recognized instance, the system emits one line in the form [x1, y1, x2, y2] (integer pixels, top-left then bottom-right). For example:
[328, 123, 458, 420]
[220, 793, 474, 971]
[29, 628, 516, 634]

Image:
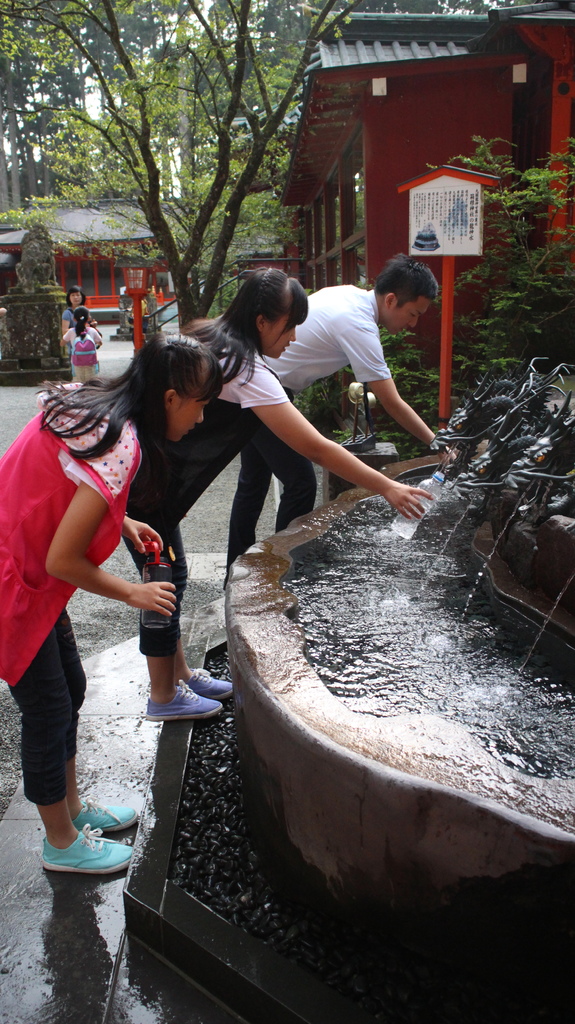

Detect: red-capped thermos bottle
[141, 542, 172, 629]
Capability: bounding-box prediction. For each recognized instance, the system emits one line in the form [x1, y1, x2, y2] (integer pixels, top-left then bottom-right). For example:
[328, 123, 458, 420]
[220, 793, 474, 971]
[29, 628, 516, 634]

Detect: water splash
[288, 491, 575, 779]
[462, 490, 526, 614]
[519, 565, 575, 673]
[438, 502, 470, 557]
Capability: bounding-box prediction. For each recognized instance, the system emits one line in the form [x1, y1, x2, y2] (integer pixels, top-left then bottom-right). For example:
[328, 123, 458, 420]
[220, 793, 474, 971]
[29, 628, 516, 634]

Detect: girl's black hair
[186, 268, 308, 384]
[66, 284, 86, 306]
[41, 335, 222, 509]
[73, 305, 91, 336]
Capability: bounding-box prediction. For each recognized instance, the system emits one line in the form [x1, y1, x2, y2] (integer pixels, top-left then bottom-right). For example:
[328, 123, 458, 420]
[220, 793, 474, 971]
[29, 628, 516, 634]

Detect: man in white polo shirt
[226, 253, 439, 569]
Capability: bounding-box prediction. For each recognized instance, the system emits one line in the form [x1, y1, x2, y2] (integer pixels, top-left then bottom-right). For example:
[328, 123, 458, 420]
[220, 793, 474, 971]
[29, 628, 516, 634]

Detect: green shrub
[294, 373, 346, 432]
[378, 330, 440, 459]
[452, 137, 575, 384]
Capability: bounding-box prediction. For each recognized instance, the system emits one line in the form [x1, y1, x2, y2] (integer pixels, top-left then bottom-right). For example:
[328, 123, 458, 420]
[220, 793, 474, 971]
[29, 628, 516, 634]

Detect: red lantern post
[119, 262, 152, 351]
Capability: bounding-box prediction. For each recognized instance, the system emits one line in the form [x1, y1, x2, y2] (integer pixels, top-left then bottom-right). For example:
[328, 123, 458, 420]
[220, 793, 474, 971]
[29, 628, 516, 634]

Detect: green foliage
[451, 137, 575, 386]
[294, 373, 345, 433]
[0, 0, 360, 319]
[379, 329, 440, 460]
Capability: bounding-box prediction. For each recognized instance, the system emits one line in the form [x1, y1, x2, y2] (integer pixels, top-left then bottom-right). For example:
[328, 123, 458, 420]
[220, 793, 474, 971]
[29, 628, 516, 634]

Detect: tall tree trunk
[14, 60, 36, 198]
[78, 67, 86, 109]
[178, 65, 192, 168]
[24, 139, 37, 197]
[6, 62, 20, 207]
[0, 82, 10, 212]
[40, 108, 51, 196]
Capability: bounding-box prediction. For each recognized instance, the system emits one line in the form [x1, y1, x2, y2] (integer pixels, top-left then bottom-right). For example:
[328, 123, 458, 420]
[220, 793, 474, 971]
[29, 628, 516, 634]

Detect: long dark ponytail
[72, 305, 91, 337]
[186, 268, 308, 384]
[41, 335, 222, 508]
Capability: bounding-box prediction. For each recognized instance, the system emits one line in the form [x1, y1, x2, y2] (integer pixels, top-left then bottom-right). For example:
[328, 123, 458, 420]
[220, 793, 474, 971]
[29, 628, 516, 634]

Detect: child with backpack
[63, 305, 102, 382]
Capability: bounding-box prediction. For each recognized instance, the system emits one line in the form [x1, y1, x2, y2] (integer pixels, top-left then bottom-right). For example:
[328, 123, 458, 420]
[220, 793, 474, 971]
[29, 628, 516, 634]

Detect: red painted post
[132, 293, 145, 351]
[438, 254, 455, 427]
[516, 25, 575, 238]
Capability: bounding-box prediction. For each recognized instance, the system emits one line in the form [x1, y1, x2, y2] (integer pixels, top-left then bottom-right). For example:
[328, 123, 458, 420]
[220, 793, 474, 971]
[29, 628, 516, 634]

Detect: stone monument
[0, 223, 71, 385]
[110, 292, 134, 341]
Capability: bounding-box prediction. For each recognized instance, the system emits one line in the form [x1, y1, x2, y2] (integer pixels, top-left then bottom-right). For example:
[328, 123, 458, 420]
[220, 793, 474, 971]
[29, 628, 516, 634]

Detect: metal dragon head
[504, 404, 575, 492]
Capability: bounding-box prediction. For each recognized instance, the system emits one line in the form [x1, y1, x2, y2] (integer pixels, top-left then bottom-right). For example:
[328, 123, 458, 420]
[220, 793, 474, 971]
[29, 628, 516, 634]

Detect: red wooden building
[283, 2, 575, 292]
[0, 203, 173, 319]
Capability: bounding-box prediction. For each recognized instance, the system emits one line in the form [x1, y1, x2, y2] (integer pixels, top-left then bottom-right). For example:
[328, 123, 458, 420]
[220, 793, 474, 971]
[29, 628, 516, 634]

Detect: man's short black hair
[374, 254, 438, 305]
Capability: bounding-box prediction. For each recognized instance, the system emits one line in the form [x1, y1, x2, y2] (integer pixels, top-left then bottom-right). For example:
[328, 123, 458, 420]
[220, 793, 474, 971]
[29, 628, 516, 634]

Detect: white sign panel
[408, 175, 484, 256]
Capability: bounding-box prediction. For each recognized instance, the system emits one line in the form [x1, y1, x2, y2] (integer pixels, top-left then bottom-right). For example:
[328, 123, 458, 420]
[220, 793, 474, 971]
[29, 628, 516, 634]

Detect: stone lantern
[0, 223, 71, 386]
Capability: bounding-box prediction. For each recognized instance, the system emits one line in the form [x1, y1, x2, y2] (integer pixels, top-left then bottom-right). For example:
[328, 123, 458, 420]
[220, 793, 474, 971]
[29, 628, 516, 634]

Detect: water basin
[225, 457, 575, 992]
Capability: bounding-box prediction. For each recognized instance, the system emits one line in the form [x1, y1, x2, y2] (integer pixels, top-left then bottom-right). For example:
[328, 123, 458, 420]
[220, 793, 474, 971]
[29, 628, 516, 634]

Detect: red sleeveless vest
[0, 414, 140, 685]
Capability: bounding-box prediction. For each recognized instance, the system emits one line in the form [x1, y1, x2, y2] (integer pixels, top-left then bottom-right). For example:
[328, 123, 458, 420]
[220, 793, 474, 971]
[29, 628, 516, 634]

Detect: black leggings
[226, 422, 317, 570]
[10, 610, 86, 806]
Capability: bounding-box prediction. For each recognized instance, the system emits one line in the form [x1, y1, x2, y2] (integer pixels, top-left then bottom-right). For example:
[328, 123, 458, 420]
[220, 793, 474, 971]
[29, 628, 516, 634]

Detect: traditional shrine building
[283, 2, 575, 291]
[0, 203, 173, 319]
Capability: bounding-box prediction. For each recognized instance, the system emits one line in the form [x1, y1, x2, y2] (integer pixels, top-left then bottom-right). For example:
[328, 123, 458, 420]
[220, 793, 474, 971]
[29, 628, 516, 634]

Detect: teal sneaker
[72, 796, 138, 833]
[42, 825, 133, 874]
[185, 668, 233, 700]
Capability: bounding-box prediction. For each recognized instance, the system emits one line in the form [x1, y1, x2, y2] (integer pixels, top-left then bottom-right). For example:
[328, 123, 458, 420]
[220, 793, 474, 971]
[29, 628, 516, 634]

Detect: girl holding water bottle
[0, 337, 222, 874]
[127, 270, 432, 725]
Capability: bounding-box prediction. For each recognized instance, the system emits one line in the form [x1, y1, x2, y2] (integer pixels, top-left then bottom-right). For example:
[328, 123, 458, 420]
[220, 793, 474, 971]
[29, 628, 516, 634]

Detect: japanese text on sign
[409, 176, 484, 256]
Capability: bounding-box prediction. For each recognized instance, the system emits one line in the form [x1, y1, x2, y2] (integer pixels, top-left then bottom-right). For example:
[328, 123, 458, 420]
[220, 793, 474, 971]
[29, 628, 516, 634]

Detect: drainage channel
[124, 646, 373, 1024]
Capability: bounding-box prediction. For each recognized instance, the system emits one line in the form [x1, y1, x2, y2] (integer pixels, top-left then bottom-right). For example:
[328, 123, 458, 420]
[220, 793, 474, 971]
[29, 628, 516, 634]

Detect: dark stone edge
[123, 652, 374, 1024]
[472, 523, 575, 640]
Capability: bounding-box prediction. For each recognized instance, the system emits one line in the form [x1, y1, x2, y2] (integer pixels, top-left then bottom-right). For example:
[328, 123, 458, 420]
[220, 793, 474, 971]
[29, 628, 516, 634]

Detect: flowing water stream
[287, 487, 575, 779]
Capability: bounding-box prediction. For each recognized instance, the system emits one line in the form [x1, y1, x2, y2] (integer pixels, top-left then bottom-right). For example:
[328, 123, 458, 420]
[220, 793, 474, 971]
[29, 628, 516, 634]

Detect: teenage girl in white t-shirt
[126, 269, 433, 722]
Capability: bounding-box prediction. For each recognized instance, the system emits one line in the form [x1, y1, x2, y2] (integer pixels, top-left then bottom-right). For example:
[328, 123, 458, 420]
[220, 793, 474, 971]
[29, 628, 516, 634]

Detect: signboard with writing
[408, 175, 484, 256]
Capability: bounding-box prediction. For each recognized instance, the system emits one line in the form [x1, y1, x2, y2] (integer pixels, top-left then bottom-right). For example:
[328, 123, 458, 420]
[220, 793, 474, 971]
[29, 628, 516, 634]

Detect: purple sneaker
[146, 682, 222, 721]
[185, 668, 233, 701]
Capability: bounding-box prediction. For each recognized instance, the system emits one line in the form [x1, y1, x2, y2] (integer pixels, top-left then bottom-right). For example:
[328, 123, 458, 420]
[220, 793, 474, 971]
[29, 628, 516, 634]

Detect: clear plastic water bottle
[391, 470, 445, 539]
[141, 542, 172, 629]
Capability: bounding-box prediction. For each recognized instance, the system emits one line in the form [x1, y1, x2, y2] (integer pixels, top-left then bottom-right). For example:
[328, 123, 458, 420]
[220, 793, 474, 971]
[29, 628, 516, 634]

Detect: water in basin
[287, 487, 575, 779]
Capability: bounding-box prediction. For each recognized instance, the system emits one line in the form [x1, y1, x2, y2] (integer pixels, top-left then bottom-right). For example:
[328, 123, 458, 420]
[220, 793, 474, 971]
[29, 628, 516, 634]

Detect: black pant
[124, 524, 187, 658]
[10, 610, 86, 806]
[226, 423, 317, 570]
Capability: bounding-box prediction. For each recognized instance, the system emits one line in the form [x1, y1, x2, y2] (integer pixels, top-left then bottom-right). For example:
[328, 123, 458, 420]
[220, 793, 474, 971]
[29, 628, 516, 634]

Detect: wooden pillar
[518, 25, 575, 235]
[438, 255, 455, 427]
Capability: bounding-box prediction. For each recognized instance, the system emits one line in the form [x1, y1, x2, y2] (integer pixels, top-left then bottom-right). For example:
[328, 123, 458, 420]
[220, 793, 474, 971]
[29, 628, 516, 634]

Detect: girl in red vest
[0, 337, 222, 874]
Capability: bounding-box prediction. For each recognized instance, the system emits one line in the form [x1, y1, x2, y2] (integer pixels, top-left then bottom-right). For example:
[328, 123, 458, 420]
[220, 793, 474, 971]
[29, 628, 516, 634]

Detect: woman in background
[62, 285, 101, 343]
[63, 305, 102, 382]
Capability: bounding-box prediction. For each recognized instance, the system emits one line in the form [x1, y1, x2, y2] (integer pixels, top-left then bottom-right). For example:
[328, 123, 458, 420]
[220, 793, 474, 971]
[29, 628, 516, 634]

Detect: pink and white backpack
[72, 332, 98, 366]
